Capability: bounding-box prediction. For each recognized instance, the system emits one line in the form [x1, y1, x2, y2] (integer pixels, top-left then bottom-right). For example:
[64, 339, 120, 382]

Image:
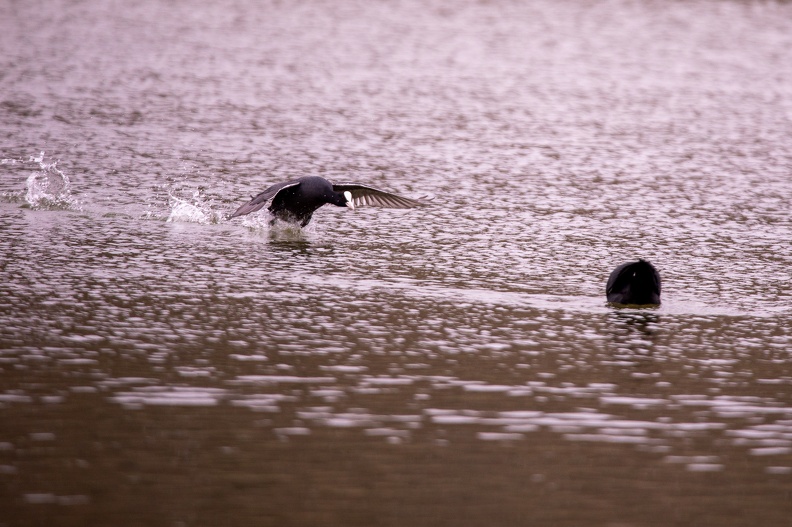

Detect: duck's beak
[344, 191, 355, 210]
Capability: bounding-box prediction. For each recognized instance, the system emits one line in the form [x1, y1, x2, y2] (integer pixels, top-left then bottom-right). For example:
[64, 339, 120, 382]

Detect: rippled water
[2, 0, 792, 525]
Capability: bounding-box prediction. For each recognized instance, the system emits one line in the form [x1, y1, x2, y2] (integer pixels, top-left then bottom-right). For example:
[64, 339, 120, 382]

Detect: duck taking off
[229, 176, 425, 227]
[606, 259, 661, 306]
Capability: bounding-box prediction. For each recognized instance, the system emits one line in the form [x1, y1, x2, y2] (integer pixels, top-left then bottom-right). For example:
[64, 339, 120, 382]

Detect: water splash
[234, 213, 321, 241]
[24, 152, 80, 210]
[166, 189, 223, 224]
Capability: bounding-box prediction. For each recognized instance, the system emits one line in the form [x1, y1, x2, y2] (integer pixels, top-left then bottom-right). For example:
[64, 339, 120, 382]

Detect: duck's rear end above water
[606, 259, 661, 306]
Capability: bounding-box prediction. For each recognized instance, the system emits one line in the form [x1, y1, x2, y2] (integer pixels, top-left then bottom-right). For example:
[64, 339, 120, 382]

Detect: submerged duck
[606, 259, 661, 305]
[229, 176, 425, 226]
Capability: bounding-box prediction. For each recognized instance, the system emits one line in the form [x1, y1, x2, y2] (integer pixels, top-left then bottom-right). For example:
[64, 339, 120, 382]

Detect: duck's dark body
[606, 259, 661, 305]
[230, 176, 423, 227]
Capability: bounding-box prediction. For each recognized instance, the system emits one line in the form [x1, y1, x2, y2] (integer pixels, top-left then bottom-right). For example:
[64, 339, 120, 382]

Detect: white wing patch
[344, 191, 355, 209]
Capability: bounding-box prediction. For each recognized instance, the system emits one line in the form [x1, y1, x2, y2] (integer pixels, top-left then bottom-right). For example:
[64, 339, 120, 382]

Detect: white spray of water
[24, 152, 79, 210]
[166, 189, 223, 224]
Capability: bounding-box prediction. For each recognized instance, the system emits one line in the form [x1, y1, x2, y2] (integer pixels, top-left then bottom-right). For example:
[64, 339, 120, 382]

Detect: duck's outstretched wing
[229, 180, 301, 218]
[332, 183, 427, 209]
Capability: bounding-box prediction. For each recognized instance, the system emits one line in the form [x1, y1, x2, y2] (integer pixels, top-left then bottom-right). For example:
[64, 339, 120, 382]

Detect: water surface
[1, 0, 791, 525]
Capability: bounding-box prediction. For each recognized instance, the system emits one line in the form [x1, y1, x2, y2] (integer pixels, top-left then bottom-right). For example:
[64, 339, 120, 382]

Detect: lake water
[1, 0, 791, 525]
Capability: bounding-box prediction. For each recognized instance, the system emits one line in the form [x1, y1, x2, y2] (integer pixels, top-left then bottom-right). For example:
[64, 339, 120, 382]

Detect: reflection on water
[607, 311, 660, 346]
[2, 0, 792, 525]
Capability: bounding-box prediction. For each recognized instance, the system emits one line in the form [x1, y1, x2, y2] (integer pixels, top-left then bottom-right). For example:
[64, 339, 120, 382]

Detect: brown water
[1, 0, 791, 526]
